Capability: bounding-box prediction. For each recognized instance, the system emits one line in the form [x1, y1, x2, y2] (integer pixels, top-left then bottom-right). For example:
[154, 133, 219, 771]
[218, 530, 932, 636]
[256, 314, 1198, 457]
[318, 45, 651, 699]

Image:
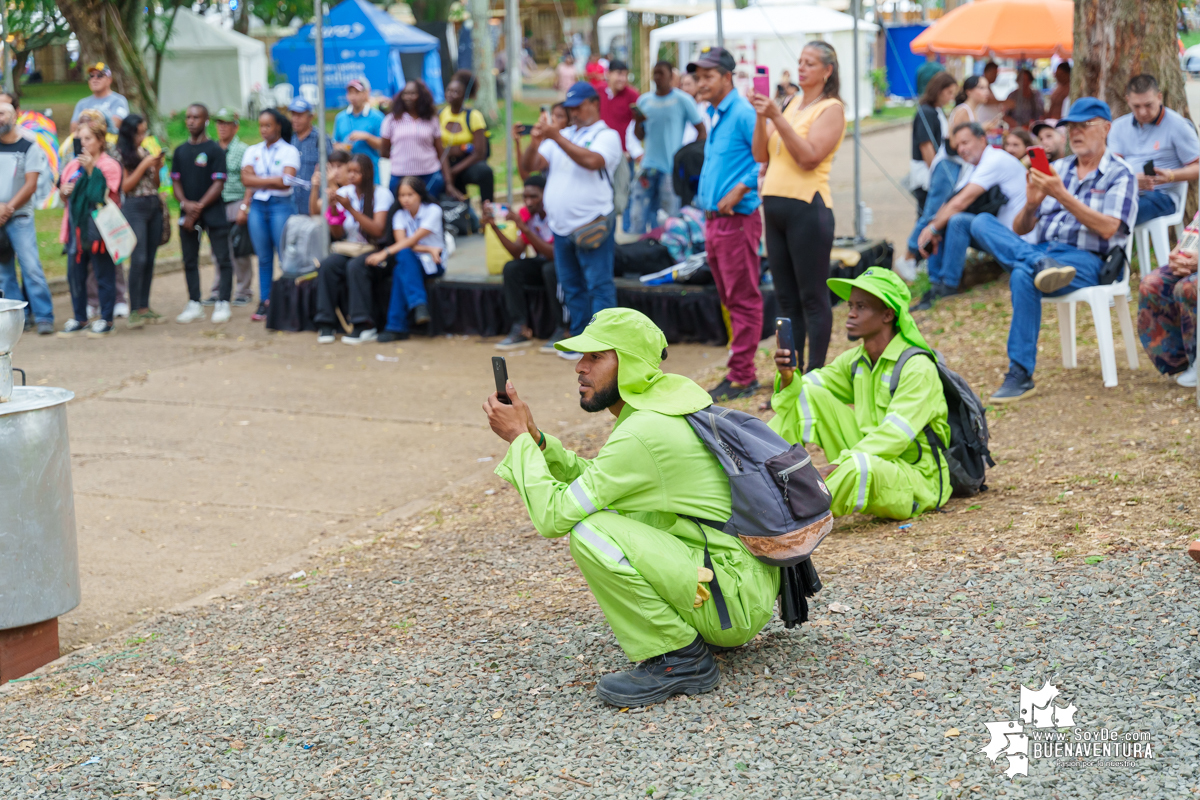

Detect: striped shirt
[381, 113, 441, 176]
[221, 137, 248, 203]
[1035, 151, 1138, 256]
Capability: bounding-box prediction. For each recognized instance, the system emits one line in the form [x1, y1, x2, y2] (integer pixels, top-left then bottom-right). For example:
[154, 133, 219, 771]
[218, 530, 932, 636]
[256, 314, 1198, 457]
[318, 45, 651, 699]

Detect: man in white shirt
[913, 122, 1028, 310]
[520, 81, 622, 360]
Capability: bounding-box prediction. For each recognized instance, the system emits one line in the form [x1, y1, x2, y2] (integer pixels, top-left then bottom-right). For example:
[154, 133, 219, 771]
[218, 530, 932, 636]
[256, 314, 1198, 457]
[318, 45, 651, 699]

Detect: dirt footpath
[16, 264, 726, 653]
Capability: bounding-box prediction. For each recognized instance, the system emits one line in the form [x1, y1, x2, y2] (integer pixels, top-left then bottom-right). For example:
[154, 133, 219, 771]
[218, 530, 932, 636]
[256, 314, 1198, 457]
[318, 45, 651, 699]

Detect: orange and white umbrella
[910, 0, 1074, 60]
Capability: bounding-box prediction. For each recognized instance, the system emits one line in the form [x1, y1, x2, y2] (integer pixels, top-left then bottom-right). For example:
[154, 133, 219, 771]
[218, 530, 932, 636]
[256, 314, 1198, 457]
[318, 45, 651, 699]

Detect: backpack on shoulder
[685, 406, 831, 630]
[280, 214, 329, 278]
[889, 347, 995, 499]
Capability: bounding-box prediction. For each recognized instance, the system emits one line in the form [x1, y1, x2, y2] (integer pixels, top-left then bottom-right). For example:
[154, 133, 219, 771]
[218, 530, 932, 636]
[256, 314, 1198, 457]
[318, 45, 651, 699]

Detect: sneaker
[1176, 364, 1198, 388]
[1033, 257, 1076, 294]
[708, 377, 761, 402]
[86, 304, 98, 320]
[251, 301, 269, 322]
[317, 326, 337, 345]
[557, 349, 583, 362]
[126, 311, 146, 330]
[176, 300, 205, 324]
[412, 303, 431, 326]
[909, 282, 958, 312]
[495, 324, 531, 351]
[113, 302, 130, 319]
[232, 296, 251, 307]
[142, 309, 164, 324]
[86, 319, 115, 338]
[36, 321, 55, 336]
[377, 330, 410, 343]
[540, 327, 568, 355]
[595, 635, 720, 707]
[342, 326, 378, 345]
[57, 319, 87, 338]
[211, 301, 232, 324]
[989, 366, 1036, 403]
[200, 296, 217, 307]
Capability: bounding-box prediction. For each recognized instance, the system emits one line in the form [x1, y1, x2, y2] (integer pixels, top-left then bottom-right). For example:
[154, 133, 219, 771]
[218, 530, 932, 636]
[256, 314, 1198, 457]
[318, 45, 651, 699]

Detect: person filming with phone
[965, 98, 1139, 403]
[482, 308, 783, 708]
[1108, 73, 1200, 227]
[520, 81, 622, 360]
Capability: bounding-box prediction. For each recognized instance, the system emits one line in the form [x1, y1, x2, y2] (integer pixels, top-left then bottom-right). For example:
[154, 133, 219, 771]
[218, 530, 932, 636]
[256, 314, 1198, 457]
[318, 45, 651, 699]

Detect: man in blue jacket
[691, 47, 763, 402]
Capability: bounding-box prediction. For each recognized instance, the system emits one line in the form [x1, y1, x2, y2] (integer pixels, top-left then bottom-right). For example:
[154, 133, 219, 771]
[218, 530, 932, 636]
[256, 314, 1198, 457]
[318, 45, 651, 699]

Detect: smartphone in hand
[1143, 159, 1157, 177]
[775, 318, 798, 368]
[753, 66, 771, 98]
[1028, 146, 1052, 175]
[492, 356, 511, 404]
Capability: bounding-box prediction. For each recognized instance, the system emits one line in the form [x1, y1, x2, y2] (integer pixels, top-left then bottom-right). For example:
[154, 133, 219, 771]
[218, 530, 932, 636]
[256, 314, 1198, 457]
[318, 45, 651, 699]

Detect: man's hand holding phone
[1025, 163, 1062, 207]
[483, 378, 541, 446]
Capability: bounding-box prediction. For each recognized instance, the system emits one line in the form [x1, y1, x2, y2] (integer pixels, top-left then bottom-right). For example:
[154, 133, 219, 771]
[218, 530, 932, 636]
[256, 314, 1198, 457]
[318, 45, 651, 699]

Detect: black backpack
[889, 348, 995, 499]
[685, 406, 830, 629]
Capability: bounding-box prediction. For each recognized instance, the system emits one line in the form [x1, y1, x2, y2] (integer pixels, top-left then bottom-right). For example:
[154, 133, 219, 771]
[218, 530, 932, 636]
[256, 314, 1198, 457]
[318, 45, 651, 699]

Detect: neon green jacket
[496, 406, 755, 561]
[770, 334, 951, 477]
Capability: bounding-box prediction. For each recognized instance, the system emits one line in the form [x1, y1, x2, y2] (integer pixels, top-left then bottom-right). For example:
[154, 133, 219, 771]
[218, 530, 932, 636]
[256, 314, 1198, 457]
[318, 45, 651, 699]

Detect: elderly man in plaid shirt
[967, 98, 1138, 402]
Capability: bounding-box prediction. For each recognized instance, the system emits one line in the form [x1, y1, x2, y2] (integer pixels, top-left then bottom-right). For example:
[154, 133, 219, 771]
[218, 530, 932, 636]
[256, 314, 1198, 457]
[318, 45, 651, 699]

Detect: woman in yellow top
[749, 41, 845, 372]
[439, 70, 495, 202]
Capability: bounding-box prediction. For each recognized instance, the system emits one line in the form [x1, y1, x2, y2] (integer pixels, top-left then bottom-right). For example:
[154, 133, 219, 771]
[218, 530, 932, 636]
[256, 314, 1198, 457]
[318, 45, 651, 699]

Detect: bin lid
[0, 386, 74, 416]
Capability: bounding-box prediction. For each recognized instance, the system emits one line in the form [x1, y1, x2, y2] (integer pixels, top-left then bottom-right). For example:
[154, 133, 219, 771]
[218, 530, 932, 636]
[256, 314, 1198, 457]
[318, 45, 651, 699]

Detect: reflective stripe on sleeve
[571, 520, 630, 567]
[804, 371, 823, 388]
[884, 412, 917, 442]
[852, 452, 869, 513]
[798, 386, 815, 444]
[569, 479, 598, 516]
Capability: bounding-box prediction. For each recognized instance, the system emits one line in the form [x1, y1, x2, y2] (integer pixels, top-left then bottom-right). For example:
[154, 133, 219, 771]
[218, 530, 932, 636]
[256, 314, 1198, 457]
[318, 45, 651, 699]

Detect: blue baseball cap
[562, 81, 599, 108]
[288, 97, 314, 113]
[1056, 97, 1112, 126]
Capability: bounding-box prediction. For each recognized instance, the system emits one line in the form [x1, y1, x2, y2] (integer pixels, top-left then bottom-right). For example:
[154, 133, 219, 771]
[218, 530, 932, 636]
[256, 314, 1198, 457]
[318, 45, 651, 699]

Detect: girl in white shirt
[367, 175, 444, 342]
[239, 108, 300, 320]
[313, 155, 395, 345]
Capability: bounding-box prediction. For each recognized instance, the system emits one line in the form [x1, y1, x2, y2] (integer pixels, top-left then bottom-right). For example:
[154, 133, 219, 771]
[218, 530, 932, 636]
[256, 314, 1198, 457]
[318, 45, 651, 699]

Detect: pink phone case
[753, 69, 770, 97]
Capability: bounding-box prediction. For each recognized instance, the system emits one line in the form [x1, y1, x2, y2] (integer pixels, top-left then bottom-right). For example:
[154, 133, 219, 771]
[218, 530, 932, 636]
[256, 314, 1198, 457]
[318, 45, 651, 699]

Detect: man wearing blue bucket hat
[966, 97, 1138, 402]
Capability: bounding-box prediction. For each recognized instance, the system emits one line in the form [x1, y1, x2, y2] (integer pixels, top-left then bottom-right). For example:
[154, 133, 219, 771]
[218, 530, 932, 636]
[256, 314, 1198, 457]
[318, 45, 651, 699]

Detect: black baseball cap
[1030, 120, 1057, 136]
[608, 59, 629, 72]
[686, 46, 735, 74]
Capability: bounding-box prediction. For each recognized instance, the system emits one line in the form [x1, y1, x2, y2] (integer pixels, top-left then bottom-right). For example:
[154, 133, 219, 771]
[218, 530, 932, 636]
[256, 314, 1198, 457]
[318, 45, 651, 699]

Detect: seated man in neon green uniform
[483, 308, 780, 707]
[769, 268, 950, 519]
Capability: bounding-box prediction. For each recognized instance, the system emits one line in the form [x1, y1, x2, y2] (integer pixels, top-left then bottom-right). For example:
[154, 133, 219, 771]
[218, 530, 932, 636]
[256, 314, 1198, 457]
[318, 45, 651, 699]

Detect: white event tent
[649, 3, 878, 121]
[151, 9, 269, 117]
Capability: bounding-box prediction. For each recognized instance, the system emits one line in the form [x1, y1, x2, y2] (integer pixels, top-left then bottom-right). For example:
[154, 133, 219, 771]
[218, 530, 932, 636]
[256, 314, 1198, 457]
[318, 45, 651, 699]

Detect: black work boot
[595, 635, 720, 707]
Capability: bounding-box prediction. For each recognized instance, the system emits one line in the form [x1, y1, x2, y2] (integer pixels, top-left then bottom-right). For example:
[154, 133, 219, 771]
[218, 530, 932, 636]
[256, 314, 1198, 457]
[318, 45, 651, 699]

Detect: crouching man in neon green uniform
[769, 268, 951, 519]
[483, 308, 779, 707]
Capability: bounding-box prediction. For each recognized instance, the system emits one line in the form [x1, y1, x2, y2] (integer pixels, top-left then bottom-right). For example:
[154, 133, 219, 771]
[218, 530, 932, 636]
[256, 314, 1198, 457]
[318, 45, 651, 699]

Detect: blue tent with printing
[272, 0, 444, 108]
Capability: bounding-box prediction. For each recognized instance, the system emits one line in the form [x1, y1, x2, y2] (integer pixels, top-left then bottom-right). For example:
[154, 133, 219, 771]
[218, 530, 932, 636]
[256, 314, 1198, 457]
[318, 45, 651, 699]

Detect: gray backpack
[889, 348, 994, 499]
[280, 214, 329, 278]
[685, 405, 831, 630]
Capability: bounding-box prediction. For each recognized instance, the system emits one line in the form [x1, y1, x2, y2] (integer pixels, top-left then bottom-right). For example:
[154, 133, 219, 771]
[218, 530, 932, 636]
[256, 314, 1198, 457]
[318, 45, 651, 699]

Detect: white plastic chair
[1132, 182, 1186, 269]
[1040, 238, 1139, 389]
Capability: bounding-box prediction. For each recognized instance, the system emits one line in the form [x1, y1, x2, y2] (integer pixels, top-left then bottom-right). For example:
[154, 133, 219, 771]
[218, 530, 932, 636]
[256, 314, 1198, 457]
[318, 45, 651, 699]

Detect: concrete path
[17, 265, 726, 653]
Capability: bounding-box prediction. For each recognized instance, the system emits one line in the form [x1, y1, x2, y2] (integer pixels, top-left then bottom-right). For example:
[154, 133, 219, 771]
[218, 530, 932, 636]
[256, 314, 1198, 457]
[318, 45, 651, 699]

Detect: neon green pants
[800, 384, 945, 519]
[569, 511, 780, 662]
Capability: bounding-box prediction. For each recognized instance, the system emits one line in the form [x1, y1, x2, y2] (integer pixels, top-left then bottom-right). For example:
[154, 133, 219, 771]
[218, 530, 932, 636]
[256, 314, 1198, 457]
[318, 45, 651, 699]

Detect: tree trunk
[468, 0, 498, 123]
[1074, 0, 1195, 222]
[56, 0, 163, 135]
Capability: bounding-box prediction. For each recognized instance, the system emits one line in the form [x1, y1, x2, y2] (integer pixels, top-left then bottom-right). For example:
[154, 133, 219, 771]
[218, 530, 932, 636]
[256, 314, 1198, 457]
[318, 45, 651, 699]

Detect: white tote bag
[91, 198, 137, 265]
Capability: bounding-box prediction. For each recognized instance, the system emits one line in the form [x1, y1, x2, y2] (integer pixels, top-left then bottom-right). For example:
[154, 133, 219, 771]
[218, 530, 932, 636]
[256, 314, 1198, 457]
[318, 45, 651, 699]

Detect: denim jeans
[0, 213, 52, 323]
[1134, 189, 1177, 226]
[926, 211, 977, 289]
[969, 214, 1103, 376]
[629, 167, 679, 234]
[384, 249, 431, 333]
[907, 159, 962, 256]
[389, 170, 444, 199]
[553, 219, 617, 336]
[248, 195, 295, 302]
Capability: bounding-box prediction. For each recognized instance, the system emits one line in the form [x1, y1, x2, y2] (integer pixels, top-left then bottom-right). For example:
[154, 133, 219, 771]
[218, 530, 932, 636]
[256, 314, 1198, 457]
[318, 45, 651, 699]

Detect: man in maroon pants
[689, 47, 764, 401]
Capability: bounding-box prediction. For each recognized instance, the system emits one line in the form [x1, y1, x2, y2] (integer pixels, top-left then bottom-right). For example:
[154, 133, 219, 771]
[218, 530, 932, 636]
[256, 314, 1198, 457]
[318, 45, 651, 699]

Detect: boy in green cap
[483, 308, 780, 707]
[769, 268, 950, 519]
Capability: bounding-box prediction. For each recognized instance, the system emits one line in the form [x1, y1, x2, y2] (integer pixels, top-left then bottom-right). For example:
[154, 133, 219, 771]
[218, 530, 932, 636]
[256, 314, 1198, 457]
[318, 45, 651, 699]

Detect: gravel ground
[2, 445, 1197, 799]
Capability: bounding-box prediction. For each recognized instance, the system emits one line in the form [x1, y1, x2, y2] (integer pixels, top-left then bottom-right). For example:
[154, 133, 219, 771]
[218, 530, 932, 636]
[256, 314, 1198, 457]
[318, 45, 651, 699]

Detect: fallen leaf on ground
[907, 672, 926, 681]
[492, 709, 504, 719]
[944, 728, 960, 737]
